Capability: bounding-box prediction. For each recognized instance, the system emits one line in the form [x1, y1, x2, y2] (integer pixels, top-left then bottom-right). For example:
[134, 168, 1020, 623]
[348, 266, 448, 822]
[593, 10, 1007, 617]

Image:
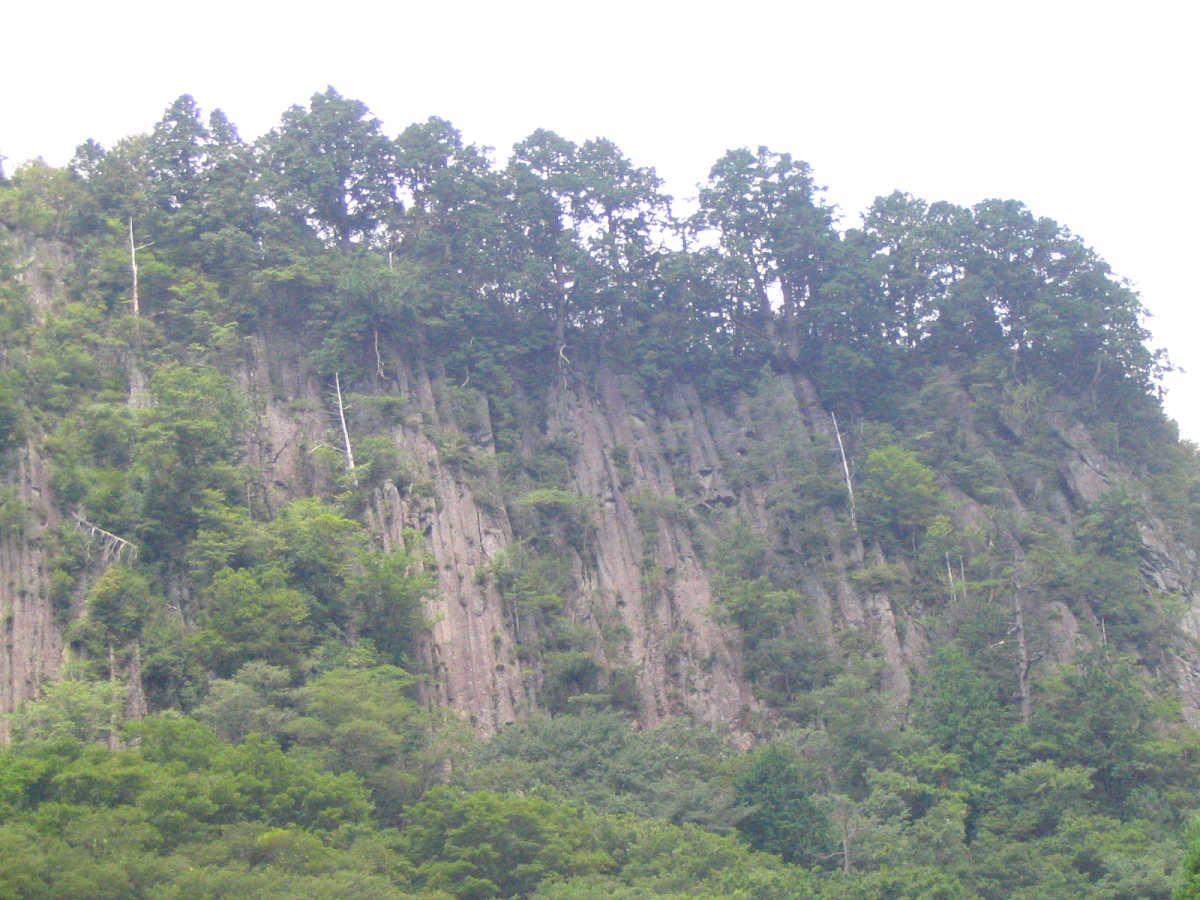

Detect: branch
[72, 510, 137, 563]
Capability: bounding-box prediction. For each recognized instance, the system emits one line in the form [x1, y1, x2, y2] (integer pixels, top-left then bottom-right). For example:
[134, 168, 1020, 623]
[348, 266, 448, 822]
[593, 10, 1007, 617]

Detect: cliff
[1, 111, 1196, 741]
[3, 253, 1195, 734]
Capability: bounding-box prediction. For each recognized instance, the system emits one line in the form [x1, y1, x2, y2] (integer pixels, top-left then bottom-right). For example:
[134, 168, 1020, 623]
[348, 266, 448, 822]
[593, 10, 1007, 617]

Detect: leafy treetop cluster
[1, 89, 1163, 416]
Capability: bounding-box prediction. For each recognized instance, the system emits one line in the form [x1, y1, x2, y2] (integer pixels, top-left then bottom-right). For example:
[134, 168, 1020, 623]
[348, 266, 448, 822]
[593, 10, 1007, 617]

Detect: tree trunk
[107, 643, 119, 750]
[127, 218, 151, 408]
[128, 218, 140, 319]
[334, 373, 358, 487]
[1013, 575, 1032, 726]
[831, 411, 859, 541]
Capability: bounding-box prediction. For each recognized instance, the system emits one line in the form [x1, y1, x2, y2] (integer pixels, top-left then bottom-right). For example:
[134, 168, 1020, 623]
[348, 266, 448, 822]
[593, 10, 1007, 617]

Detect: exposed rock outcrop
[2, 312, 1197, 736]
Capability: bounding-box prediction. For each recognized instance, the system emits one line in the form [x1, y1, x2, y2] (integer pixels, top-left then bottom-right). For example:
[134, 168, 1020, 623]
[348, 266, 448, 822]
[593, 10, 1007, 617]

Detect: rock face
[1, 318, 1198, 735]
[0, 444, 62, 742]
[201, 338, 935, 733]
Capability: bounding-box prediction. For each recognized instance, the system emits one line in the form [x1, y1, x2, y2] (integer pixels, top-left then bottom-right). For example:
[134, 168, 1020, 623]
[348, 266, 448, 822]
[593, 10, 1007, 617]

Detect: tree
[734, 744, 835, 866]
[1177, 822, 1200, 900]
[394, 115, 497, 269]
[695, 146, 838, 363]
[345, 545, 434, 665]
[403, 787, 613, 898]
[913, 645, 1014, 780]
[857, 444, 943, 552]
[133, 365, 246, 561]
[1031, 651, 1154, 808]
[146, 94, 210, 212]
[193, 661, 296, 744]
[260, 88, 395, 247]
[500, 129, 597, 350]
[8, 677, 124, 745]
[858, 191, 940, 350]
[195, 566, 313, 675]
[288, 665, 444, 823]
[570, 138, 669, 340]
[83, 564, 154, 647]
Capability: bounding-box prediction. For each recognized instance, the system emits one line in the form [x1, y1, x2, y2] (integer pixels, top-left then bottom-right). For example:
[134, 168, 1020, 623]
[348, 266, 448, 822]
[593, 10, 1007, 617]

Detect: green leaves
[734, 744, 834, 866]
[857, 444, 943, 552]
[403, 787, 615, 898]
[83, 564, 155, 645]
[197, 566, 312, 676]
[4, 86, 1199, 900]
[260, 88, 396, 248]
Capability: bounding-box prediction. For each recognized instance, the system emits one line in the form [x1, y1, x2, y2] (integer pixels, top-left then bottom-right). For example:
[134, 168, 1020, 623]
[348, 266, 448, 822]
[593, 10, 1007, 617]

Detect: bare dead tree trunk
[558, 343, 570, 393]
[334, 372, 359, 487]
[829, 796, 861, 875]
[107, 643, 119, 751]
[831, 412, 859, 538]
[1013, 570, 1032, 726]
[126, 641, 147, 719]
[72, 510, 137, 563]
[129, 217, 140, 319]
[127, 218, 153, 408]
[127, 218, 155, 319]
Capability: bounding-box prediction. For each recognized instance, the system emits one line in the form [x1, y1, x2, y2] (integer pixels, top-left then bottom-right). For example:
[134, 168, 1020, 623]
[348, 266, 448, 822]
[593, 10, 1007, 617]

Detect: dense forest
[2, 89, 1200, 898]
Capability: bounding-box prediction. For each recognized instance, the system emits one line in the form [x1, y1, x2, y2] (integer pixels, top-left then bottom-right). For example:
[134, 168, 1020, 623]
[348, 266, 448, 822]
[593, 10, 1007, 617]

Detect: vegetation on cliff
[2, 90, 1200, 897]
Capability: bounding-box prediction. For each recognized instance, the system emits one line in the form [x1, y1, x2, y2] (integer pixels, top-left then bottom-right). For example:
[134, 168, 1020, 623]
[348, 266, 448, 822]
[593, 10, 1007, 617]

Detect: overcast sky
[4, 1, 1197, 438]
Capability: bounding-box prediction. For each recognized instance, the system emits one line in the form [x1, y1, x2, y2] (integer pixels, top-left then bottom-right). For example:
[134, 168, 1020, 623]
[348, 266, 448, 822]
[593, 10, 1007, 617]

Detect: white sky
[3, 0, 1197, 438]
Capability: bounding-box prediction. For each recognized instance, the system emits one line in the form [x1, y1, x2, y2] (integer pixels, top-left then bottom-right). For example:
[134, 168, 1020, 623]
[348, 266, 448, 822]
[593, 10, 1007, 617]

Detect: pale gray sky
[3, 0, 1197, 438]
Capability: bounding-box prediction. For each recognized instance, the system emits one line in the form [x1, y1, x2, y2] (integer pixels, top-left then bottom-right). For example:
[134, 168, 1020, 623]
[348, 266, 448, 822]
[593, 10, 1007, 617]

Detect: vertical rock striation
[0, 444, 62, 741]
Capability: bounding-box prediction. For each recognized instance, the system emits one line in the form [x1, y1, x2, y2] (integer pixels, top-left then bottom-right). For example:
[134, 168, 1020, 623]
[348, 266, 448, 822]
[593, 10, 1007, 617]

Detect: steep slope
[1, 95, 1197, 744]
[4, 251, 1194, 735]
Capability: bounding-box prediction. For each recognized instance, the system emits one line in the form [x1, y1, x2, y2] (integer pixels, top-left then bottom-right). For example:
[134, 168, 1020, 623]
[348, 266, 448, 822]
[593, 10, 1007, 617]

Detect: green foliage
[489, 541, 573, 619]
[0, 712, 390, 896]
[194, 661, 296, 743]
[734, 744, 835, 866]
[981, 759, 1095, 841]
[403, 787, 613, 898]
[288, 665, 448, 823]
[913, 645, 1014, 781]
[0, 486, 31, 538]
[267, 497, 367, 624]
[511, 488, 596, 552]
[1079, 486, 1145, 563]
[1178, 821, 1200, 899]
[260, 88, 395, 248]
[82, 564, 155, 645]
[1030, 651, 1160, 808]
[3, 92, 1199, 900]
[0, 377, 21, 452]
[196, 565, 313, 676]
[345, 543, 434, 666]
[716, 572, 834, 707]
[8, 677, 124, 745]
[456, 712, 741, 829]
[858, 444, 943, 552]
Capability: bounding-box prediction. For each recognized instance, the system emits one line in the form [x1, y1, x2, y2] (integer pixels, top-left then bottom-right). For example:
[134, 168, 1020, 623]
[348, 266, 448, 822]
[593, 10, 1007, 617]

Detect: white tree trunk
[831, 412, 859, 538]
[334, 373, 358, 487]
[128, 217, 140, 319]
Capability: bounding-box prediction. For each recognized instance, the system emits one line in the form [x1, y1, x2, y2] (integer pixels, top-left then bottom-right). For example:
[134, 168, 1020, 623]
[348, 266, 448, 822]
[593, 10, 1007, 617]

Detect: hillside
[1, 91, 1200, 897]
